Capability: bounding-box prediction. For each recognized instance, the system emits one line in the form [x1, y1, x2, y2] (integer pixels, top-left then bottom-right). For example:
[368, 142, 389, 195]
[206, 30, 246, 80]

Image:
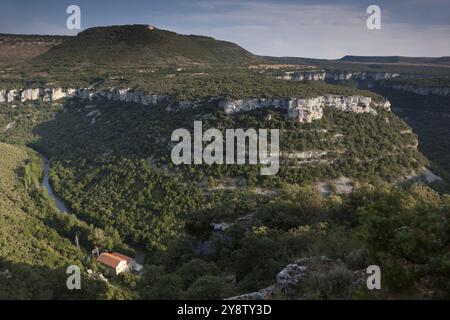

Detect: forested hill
[34, 25, 262, 67]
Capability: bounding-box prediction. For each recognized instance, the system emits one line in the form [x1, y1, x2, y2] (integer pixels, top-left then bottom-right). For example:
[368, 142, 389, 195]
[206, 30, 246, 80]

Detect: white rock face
[219, 98, 278, 113]
[284, 71, 327, 81]
[73, 88, 165, 106]
[51, 88, 73, 100]
[221, 95, 390, 123]
[0, 86, 390, 124]
[6, 90, 18, 102]
[21, 88, 41, 101]
[288, 97, 325, 123]
[0, 86, 167, 106]
[284, 150, 329, 159]
[281, 71, 400, 82]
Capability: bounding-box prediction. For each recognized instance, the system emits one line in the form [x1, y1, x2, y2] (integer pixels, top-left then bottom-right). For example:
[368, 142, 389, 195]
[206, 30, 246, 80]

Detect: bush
[304, 266, 354, 299]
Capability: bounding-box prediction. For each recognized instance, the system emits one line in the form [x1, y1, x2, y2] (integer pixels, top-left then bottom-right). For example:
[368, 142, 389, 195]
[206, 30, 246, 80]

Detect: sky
[1, 0, 449, 59]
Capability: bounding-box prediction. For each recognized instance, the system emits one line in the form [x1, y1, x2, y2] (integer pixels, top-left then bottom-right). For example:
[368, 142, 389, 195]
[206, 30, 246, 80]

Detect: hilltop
[34, 24, 262, 67]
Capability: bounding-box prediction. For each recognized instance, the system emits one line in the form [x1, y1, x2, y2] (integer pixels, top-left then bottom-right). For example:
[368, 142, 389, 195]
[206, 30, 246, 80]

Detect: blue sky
[1, 0, 449, 58]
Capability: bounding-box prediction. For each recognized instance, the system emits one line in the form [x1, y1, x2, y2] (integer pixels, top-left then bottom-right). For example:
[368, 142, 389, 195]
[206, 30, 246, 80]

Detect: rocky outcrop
[6, 89, 18, 102]
[210, 214, 253, 233]
[0, 87, 390, 123]
[382, 83, 450, 96]
[276, 264, 308, 287]
[288, 97, 325, 123]
[210, 222, 233, 232]
[20, 88, 41, 101]
[52, 88, 71, 100]
[280, 70, 400, 82]
[0, 87, 166, 105]
[227, 256, 365, 300]
[403, 167, 443, 184]
[3, 122, 15, 132]
[220, 95, 391, 123]
[282, 71, 327, 81]
[227, 264, 307, 300]
[283, 150, 339, 166]
[284, 150, 329, 159]
[227, 285, 277, 300]
[0, 87, 77, 102]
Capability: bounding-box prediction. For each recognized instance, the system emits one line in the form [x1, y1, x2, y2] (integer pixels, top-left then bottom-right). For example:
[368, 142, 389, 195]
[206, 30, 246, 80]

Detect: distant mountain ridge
[2, 24, 450, 76]
[262, 55, 450, 77]
[339, 55, 450, 65]
[0, 34, 67, 66]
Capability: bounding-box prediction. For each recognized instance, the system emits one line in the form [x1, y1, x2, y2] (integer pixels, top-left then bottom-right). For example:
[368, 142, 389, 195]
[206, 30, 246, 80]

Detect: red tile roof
[111, 252, 134, 264]
[97, 253, 123, 268]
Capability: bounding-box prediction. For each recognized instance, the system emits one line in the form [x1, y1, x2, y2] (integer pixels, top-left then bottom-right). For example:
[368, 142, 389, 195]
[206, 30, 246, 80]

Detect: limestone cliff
[0, 87, 391, 123]
[0, 87, 166, 106]
[280, 70, 399, 82]
[220, 95, 391, 123]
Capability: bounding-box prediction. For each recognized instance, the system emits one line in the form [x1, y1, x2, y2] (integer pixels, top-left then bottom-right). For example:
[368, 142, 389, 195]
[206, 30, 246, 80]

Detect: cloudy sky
[1, 0, 449, 59]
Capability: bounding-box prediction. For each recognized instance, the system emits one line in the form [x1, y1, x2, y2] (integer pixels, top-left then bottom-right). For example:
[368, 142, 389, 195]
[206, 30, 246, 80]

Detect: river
[39, 153, 146, 264]
[39, 154, 71, 214]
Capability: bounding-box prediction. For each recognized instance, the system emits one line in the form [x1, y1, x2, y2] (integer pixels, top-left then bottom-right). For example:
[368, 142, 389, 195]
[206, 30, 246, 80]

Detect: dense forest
[0, 142, 130, 299]
[1, 86, 448, 299]
[0, 94, 426, 251]
[0, 22, 449, 301]
[1, 140, 448, 299]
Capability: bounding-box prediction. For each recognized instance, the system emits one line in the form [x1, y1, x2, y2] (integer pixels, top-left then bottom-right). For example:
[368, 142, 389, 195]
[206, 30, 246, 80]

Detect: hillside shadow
[30, 96, 225, 164]
[0, 257, 109, 300]
[372, 87, 450, 184]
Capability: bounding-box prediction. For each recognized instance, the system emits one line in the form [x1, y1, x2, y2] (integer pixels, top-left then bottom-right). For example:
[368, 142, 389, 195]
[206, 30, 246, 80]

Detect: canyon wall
[279, 70, 400, 82]
[0, 87, 166, 105]
[0, 87, 391, 123]
[220, 95, 391, 123]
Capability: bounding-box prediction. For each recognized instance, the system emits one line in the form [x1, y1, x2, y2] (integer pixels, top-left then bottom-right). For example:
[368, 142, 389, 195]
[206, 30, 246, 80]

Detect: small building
[111, 252, 136, 270]
[112, 252, 144, 273]
[97, 251, 143, 275]
[97, 252, 129, 276]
